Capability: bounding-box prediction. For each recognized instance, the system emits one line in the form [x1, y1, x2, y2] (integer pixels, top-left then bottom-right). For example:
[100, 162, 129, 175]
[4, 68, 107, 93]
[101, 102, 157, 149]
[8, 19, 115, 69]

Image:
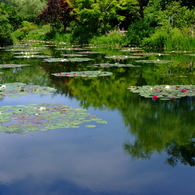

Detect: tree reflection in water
[123, 96, 195, 167]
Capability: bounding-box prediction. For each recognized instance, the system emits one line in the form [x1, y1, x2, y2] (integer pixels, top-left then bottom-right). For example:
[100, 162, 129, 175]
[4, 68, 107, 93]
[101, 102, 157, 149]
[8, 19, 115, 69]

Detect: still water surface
[0, 42, 195, 194]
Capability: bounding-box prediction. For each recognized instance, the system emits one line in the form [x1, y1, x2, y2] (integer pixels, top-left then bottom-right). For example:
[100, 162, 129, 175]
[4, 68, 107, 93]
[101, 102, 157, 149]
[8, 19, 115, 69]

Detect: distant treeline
[1, 0, 195, 50]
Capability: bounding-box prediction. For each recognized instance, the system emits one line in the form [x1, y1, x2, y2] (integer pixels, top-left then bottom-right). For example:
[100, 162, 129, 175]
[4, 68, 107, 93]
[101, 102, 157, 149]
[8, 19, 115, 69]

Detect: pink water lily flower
[182, 89, 187, 92]
[152, 95, 158, 99]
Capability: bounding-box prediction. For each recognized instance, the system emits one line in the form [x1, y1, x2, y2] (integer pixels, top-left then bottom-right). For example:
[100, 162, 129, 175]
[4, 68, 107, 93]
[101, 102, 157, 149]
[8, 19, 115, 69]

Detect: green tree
[10, 0, 47, 22]
[71, 0, 138, 43]
[137, 0, 149, 19]
[0, 3, 14, 46]
[39, 0, 75, 30]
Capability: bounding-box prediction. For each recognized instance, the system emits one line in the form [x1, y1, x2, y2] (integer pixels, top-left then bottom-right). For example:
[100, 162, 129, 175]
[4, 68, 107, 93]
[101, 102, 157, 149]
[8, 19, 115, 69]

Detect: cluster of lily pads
[0, 103, 107, 133]
[55, 47, 87, 51]
[78, 51, 102, 54]
[104, 55, 131, 60]
[120, 47, 142, 52]
[128, 85, 195, 100]
[60, 54, 86, 57]
[14, 55, 51, 59]
[0, 83, 57, 98]
[134, 52, 165, 56]
[4, 47, 46, 52]
[135, 60, 172, 64]
[43, 57, 93, 63]
[87, 63, 141, 68]
[14, 52, 41, 55]
[0, 64, 29, 68]
[52, 71, 113, 77]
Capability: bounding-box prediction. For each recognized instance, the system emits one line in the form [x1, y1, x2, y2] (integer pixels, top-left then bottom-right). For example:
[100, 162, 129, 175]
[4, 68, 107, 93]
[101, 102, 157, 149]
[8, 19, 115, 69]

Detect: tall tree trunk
[137, 0, 149, 19]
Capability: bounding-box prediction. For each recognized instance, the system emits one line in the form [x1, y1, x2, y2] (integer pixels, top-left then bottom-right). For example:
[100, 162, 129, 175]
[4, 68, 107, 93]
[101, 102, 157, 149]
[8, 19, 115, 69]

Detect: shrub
[89, 30, 126, 47]
[54, 32, 72, 43]
[126, 20, 153, 47]
[12, 21, 38, 40]
[165, 28, 195, 50]
[23, 25, 51, 41]
[142, 28, 169, 50]
[142, 27, 195, 51]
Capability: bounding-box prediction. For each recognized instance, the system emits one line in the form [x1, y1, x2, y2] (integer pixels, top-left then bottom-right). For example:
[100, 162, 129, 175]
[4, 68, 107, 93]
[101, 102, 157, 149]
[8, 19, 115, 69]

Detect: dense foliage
[0, 0, 195, 49]
[38, 0, 75, 30]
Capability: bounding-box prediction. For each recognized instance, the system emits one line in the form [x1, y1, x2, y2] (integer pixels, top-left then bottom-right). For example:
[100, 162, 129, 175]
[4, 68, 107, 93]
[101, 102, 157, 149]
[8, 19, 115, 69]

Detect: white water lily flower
[0, 85, 6, 90]
[39, 107, 46, 111]
[165, 85, 170, 89]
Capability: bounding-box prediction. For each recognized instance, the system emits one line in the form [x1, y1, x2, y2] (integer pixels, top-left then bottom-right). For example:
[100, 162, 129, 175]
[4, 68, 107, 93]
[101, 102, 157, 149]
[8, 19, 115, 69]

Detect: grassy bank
[11, 23, 195, 51]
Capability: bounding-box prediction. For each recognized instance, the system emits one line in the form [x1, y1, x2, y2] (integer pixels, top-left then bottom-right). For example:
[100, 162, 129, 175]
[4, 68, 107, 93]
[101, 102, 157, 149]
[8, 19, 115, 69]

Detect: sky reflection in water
[0, 45, 195, 195]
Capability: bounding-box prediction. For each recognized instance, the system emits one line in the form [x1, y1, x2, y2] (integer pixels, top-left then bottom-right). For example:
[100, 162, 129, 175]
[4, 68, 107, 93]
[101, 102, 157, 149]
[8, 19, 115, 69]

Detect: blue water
[0, 44, 195, 195]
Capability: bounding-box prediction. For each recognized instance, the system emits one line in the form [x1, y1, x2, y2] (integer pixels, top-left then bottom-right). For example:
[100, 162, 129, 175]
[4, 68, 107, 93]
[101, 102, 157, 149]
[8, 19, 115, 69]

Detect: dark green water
[0, 41, 195, 195]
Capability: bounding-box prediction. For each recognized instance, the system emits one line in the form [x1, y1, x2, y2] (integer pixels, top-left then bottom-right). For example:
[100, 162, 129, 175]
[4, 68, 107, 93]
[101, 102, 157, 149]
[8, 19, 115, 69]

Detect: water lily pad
[134, 53, 166, 56]
[78, 51, 102, 54]
[185, 54, 195, 56]
[52, 71, 113, 77]
[0, 83, 57, 98]
[166, 51, 190, 53]
[0, 64, 29, 68]
[87, 63, 141, 68]
[43, 58, 93, 62]
[60, 54, 87, 57]
[14, 55, 51, 59]
[135, 60, 172, 64]
[124, 56, 144, 59]
[14, 52, 41, 55]
[4, 47, 46, 52]
[128, 85, 195, 100]
[120, 47, 143, 52]
[55, 47, 86, 51]
[85, 125, 96, 128]
[0, 104, 107, 133]
[104, 55, 131, 59]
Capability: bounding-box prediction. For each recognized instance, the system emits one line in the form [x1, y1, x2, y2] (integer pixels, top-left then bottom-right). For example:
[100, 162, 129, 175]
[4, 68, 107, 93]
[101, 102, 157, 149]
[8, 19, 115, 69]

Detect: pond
[0, 41, 195, 195]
